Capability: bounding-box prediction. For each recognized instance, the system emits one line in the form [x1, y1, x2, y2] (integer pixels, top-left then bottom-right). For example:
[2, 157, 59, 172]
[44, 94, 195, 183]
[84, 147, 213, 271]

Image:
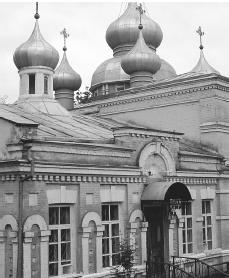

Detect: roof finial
[34, 2, 40, 20]
[136, 3, 145, 30]
[60, 28, 69, 51]
[196, 26, 204, 50]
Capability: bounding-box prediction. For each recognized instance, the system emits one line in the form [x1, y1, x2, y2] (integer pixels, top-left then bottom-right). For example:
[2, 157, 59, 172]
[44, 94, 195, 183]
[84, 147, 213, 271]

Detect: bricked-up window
[202, 200, 213, 250]
[102, 204, 120, 267]
[29, 74, 35, 94]
[182, 202, 193, 254]
[49, 206, 71, 276]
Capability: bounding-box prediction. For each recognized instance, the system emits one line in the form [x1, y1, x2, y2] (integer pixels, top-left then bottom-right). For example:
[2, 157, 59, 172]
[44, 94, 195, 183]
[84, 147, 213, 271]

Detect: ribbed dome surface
[106, 3, 163, 52]
[54, 51, 82, 91]
[121, 30, 161, 75]
[91, 56, 129, 89]
[14, 20, 59, 70]
[154, 59, 177, 80]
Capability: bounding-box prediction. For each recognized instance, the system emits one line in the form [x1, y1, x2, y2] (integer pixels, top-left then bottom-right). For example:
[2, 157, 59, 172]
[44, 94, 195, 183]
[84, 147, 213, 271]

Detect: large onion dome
[106, 2, 163, 54]
[121, 29, 161, 75]
[154, 59, 177, 80]
[13, 20, 59, 70]
[54, 51, 82, 91]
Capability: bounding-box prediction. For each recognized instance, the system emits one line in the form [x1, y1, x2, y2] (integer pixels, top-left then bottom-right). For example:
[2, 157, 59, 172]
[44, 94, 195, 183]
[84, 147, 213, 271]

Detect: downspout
[17, 139, 34, 278]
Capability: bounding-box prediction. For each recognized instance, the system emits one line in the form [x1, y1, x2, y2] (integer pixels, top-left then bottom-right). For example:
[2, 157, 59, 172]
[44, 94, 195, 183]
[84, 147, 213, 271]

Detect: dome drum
[55, 89, 74, 110]
[113, 43, 156, 57]
[129, 71, 154, 88]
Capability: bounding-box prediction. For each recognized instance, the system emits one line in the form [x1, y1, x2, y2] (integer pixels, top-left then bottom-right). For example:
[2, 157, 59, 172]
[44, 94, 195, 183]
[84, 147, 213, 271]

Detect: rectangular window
[116, 84, 125, 92]
[29, 74, 35, 94]
[49, 206, 71, 277]
[182, 202, 193, 254]
[202, 200, 212, 250]
[44, 75, 48, 94]
[102, 204, 120, 268]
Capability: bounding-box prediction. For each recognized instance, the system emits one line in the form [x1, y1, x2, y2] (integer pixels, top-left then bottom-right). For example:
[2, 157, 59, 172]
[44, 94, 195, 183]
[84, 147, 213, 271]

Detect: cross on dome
[136, 3, 145, 29]
[196, 26, 204, 50]
[60, 28, 69, 51]
[34, 2, 40, 20]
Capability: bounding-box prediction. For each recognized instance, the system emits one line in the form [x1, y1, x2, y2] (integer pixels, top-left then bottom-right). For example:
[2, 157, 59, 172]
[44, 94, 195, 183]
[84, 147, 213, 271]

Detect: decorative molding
[165, 176, 217, 185]
[97, 84, 229, 110]
[216, 216, 229, 220]
[0, 174, 147, 184]
[216, 190, 229, 194]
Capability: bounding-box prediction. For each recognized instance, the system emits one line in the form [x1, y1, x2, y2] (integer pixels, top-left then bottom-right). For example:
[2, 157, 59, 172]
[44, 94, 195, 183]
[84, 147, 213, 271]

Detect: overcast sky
[1, 1, 229, 103]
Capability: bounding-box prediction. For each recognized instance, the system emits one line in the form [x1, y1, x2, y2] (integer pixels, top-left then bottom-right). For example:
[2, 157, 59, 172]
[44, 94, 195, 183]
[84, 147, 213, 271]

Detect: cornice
[166, 176, 217, 185]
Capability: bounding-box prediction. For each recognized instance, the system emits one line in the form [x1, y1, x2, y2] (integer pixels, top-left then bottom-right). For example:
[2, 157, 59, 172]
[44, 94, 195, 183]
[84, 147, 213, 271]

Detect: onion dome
[154, 59, 177, 81]
[121, 28, 161, 75]
[191, 50, 220, 75]
[91, 56, 129, 90]
[106, 2, 163, 54]
[13, 17, 59, 70]
[54, 50, 82, 91]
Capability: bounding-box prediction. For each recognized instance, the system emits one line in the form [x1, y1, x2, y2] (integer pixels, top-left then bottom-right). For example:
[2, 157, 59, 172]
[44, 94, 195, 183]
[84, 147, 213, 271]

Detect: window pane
[208, 241, 212, 250]
[110, 205, 118, 220]
[207, 216, 211, 225]
[188, 243, 193, 253]
[186, 203, 192, 215]
[103, 224, 109, 237]
[60, 207, 70, 224]
[44, 75, 48, 94]
[206, 201, 211, 213]
[61, 242, 71, 262]
[102, 238, 109, 254]
[182, 230, 186, 243]
[61, 229, 70, 242]
[49, 207, 59, 225]
[112, 224, 119, 236]
[29, 74, 35, 94]
[187, 230, 192, 242]
[50, 230, 58, 243]
[103, 256, 109, 267]
[187, 218, 192, 228]
[203, 228, 206, 241]
[183, 245, 186, 254]
[112, 253, 120, 266]
[202, 201, 205, 214]
[207, 227, 212, 240]
[112, 237, 119, 253]
[49, 263, 58, 276]
[49, 244, 58, 262]
[102, 205, 109, 221]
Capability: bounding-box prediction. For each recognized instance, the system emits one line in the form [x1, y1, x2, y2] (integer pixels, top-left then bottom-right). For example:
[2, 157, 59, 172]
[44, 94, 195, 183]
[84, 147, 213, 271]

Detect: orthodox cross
[34, 2, 40, 19]
[60, 28, 69, 51]
[136, 3, 145, 29]
[196, 26, 204, 50]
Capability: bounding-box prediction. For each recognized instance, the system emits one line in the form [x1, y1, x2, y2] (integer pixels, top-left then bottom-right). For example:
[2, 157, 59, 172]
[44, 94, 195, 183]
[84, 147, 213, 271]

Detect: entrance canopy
[141, 181, 192, 202]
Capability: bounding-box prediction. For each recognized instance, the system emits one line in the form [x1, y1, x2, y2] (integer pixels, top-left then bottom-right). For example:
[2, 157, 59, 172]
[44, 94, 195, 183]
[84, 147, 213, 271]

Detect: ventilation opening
[29, 74, 35, 94]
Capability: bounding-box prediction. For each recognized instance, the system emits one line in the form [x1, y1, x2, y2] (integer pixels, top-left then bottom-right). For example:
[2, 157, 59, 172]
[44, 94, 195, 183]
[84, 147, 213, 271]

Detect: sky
[0, 1, 229, 103]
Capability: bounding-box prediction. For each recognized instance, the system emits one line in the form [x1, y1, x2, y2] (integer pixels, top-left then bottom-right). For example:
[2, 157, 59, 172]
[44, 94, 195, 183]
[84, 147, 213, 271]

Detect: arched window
[29, 74, 35, 94]
[44, 75, 48, 94]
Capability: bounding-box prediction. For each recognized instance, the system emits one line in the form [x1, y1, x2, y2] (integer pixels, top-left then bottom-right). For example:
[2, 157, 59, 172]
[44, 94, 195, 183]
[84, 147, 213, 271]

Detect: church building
[0, 2, 229, 278]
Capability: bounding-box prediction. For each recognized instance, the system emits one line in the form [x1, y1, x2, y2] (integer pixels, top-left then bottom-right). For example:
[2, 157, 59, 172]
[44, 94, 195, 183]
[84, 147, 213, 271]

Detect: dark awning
[141, 180, 192, 202]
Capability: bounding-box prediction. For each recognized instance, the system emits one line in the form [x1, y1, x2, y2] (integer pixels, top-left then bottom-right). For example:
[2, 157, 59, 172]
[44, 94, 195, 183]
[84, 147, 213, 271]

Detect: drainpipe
[17, 139, 34, 278]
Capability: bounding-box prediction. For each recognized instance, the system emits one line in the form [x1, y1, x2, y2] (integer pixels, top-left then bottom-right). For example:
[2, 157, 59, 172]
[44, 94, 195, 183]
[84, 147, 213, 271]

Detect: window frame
[181, 201, 193, 254]
[202, 200, 213, 250]
[102, 203, 120, 268]
[44, 75, 48, 94]
[29, 74, 35, 94]
[48, 206, 71, 277]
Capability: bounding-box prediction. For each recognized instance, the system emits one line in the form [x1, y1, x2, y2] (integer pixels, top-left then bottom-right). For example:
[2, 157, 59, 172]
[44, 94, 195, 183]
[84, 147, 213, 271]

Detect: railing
[172, 256, 229, 278]
[146, 260, 196, 278]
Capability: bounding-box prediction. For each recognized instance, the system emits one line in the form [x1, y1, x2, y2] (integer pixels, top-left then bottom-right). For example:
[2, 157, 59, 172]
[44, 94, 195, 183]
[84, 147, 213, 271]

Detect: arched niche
[82, 212, 101, 228]
[0, 215, 18, 231]
[139, 142, 176, 177]
[24, 214, 48, 232]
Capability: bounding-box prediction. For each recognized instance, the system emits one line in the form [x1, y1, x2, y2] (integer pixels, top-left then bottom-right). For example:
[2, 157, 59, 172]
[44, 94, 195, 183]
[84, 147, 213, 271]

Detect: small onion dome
[106, 2, 163, 52]
[121, 29, 161, 75]
[191, 50, 220, 75]
[14, 20, 59, 70]
[54, 51, 82, 91]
